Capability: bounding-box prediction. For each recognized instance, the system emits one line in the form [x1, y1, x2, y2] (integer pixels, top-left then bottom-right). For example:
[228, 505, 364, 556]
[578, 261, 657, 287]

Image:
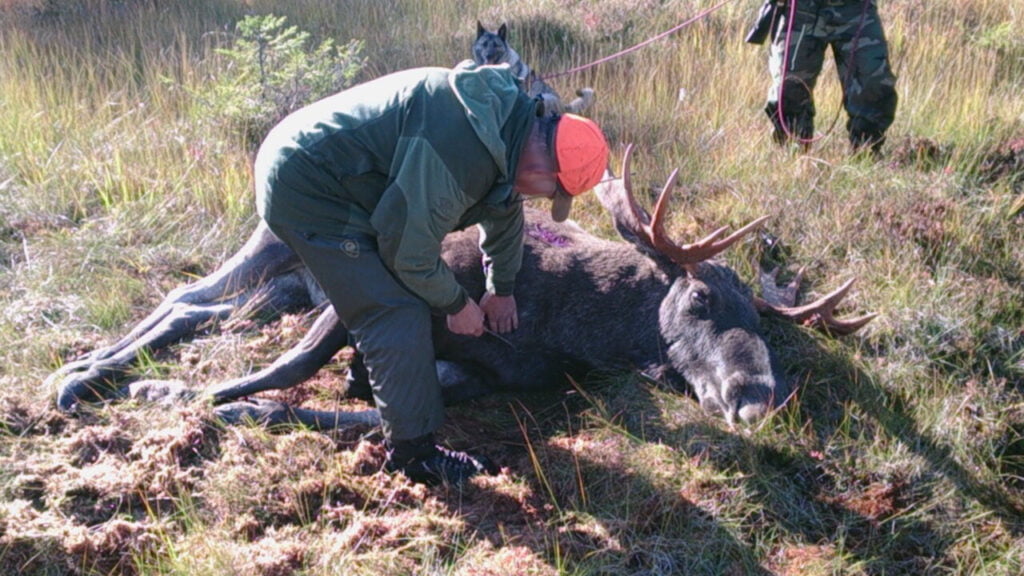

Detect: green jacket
[255, 62, 537, 315]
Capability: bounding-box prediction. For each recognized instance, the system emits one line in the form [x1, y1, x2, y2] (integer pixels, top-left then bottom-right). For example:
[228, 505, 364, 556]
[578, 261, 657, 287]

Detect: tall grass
[1, 0, 1023, 574]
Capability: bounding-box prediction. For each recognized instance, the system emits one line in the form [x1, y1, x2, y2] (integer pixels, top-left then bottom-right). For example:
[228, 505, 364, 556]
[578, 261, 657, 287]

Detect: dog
[472, 21, 594, 117]
[472, 21, 531, 82]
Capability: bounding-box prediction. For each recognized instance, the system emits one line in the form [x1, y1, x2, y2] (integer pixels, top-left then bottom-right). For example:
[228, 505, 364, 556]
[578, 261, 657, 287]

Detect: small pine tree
[198, 14, 365, 148]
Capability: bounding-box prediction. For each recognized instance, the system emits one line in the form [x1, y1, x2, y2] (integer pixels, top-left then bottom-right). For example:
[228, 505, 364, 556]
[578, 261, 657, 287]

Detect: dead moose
[48, 146, 875, 428]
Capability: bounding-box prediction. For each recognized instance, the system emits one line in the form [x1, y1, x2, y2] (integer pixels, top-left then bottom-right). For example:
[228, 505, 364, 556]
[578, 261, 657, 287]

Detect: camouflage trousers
[765, 0, 898, 152]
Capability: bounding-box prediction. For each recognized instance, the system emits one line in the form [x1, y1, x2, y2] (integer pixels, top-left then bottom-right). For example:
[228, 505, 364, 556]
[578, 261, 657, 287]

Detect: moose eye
[689, 289, 711, 312]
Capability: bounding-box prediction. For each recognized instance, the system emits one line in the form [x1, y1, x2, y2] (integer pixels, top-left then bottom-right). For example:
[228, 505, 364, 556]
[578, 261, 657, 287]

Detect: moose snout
[721, 373, 778, 425]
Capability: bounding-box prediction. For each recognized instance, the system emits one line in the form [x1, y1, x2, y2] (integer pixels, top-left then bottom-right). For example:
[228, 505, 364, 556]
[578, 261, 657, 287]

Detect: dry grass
[2, 0, 1024, 574]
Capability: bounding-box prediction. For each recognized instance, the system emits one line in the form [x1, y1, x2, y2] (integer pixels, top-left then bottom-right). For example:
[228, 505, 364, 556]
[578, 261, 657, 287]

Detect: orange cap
[550, 114, 609, 222]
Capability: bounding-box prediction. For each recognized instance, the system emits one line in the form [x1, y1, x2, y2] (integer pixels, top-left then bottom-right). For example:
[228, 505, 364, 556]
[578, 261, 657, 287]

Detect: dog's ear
[498, 23, 508, 41]
[477, 21, 486, 38]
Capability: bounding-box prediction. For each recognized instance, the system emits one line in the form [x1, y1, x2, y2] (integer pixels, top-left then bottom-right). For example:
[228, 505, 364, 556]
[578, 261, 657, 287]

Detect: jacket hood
[448, 60, 527, 178]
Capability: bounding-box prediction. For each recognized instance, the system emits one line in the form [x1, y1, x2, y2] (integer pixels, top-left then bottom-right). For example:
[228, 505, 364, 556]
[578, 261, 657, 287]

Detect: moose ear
[498, 23, 508, 41]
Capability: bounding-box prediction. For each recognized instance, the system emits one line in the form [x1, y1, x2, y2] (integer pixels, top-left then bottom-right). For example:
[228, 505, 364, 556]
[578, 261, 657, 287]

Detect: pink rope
[540, 0, 738, 81]
[776, 0, 873, 147]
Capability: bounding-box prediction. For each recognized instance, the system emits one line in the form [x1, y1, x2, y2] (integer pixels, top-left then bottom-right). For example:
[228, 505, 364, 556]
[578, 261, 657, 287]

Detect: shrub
[194, 14, 365, 148]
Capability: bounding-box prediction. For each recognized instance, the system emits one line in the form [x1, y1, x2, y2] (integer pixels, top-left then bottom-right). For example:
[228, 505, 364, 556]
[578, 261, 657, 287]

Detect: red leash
[775, 0, 873, 147]
[539, 0, 738, 81]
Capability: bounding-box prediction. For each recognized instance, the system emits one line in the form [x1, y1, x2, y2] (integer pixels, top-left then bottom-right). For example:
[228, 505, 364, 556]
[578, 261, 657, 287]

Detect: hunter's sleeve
[478, 206, 524, 296]
[369, 137, 472, 315]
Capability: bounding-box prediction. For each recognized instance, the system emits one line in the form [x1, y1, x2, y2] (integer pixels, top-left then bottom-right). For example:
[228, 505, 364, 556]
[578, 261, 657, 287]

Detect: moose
[48, 146, 875, 428]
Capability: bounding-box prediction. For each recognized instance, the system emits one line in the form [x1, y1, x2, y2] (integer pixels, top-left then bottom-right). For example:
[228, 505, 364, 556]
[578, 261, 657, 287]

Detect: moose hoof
[212, 399, 290, 427]
[54, 370, 123, 413]
[128, 380, 192, 405]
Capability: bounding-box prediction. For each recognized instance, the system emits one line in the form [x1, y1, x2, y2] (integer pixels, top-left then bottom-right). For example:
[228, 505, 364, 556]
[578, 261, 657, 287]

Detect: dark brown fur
[50, 178, 789, 426]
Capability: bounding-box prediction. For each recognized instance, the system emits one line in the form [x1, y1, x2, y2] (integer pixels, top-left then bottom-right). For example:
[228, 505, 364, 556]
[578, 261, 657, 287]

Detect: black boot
[766, 102, 813, 151]
[849, 122, 887, 158]
[344, 350, 373, 402]
[386, 434, 498, 486]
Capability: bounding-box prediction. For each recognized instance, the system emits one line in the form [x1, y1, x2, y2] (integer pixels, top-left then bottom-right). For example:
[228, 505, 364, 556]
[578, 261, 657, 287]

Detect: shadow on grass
[674, 319, 1021, 573]
[768, 318, 1024, 532]
[438, 318, 1023, 575]
[439, 386, 775, 575]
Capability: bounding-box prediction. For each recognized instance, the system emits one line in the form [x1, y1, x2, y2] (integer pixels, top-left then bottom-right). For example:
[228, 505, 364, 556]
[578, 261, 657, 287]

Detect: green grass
[2, 0, 1024, 574]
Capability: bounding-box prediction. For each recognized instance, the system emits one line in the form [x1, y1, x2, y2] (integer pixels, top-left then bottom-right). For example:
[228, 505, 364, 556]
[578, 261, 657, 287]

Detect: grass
[2, 0, 1024, 574]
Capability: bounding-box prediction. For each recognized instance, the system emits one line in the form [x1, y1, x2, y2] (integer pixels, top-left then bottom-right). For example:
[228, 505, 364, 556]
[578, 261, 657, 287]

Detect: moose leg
[50, 222, 310, 411]
[52, 299, 241, 410]
[204, 304, 350, 402]
[209, 358, 497, 432]
[564, 88, 595, 115]
[436, 360, 496, 405]
[213, 398, 381, 430]
[89, 222, 303, 363]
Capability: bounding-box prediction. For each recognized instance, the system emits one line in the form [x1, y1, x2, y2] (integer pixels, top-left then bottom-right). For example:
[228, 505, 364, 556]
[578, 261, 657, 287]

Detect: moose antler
[755, 266, 878, 336]
[594, 144, 767, 272]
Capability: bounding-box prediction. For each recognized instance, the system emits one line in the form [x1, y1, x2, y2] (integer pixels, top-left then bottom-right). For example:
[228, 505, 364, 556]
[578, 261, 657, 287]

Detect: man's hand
[447, 298, 485, 337]
[480, 292, 518, 334]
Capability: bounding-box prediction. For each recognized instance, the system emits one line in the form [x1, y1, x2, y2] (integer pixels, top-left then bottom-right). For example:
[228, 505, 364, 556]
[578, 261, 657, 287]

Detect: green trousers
[268, 223, 446, 441]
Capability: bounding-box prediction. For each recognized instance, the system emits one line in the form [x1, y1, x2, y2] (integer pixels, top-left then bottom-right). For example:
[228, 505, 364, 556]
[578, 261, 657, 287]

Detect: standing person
[254, 61, 609, 485]
[748, 0, 898, 154]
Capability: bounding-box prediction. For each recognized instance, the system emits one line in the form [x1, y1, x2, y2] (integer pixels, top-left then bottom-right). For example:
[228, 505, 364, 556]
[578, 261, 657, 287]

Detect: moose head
[589, 145, 875, 423]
